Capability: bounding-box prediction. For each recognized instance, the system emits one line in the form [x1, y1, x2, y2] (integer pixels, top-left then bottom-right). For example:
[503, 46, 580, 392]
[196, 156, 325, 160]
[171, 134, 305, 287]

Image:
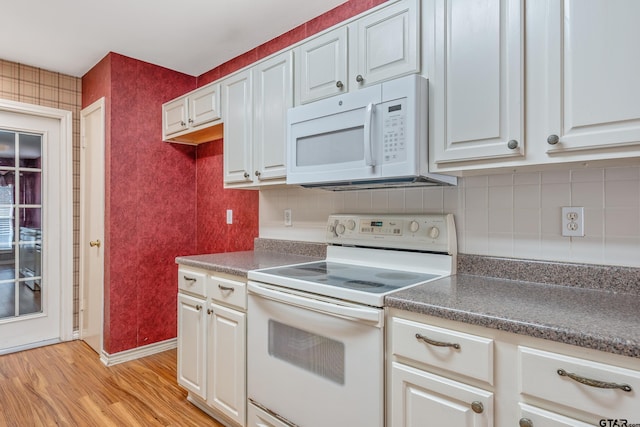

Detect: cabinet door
[207, 302, 246, 426]
[519, 403, 593, 427]
[539, 0, 640, 155]
[163, 97, 188, 137]
[391, 362, 493, 427]
[350, 0, 419, 89]
[177, 293, 206, 399]
[429, 0, 524, 166]
[222, 70, 253, 184]
[295, 26, 348, 105]
[189, 83, 221, 127]
[253, 51, 292, 182]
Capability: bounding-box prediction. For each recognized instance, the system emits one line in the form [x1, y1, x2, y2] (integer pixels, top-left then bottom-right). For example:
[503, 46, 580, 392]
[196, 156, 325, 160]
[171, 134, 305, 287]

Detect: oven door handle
[248, 282, 383, 326]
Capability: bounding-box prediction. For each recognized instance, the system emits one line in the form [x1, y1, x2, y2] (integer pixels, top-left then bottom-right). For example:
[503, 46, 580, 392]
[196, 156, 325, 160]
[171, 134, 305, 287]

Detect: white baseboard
[100, 338, 177, 366]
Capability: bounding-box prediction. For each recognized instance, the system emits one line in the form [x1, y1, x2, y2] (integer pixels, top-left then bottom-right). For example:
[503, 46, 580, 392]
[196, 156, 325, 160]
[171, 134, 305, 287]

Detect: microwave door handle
[364, 103, 375, 166]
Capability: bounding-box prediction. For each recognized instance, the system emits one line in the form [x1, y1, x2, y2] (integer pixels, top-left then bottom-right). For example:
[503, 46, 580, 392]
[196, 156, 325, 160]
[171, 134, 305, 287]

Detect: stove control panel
[326, 214, 457, 254]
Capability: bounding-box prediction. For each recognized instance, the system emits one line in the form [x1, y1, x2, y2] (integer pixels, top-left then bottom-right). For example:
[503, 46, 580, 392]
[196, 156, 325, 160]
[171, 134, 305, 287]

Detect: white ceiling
[0, 0, 347, 77]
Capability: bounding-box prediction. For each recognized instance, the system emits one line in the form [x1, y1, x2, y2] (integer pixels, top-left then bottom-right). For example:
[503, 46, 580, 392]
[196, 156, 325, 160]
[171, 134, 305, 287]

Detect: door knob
[89, 240, 101, 248]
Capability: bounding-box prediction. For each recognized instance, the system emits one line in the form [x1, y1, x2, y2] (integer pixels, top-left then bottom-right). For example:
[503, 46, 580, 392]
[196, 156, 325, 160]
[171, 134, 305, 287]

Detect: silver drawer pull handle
[183, 276, 197, 282]
[218, 284, 235, 292]
[557, 369, 632, 392]
[195, 305, 202, 311]
[415, 333, 461, 350]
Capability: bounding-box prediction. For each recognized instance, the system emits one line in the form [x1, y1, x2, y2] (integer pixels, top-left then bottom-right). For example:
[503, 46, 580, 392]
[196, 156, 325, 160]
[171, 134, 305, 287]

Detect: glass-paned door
[0, 129, 42, 320]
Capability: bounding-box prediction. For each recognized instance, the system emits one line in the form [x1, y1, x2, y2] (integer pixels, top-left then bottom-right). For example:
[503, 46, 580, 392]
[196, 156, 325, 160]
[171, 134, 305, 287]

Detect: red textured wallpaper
[83, 53, 198, 353]
[197, 0, 387, 86]
[81, 0, 381, 354]
[195, 141, 258, 254]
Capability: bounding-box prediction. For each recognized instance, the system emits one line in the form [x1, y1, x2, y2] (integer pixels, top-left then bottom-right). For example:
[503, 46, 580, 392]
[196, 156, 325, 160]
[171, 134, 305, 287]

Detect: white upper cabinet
[428, 0, 524, 168]
[223, 51, 292, 188]
[189, 84, 221, 128]
[295, 27, 348, 104]
[295, 0, 420, 105]
[251, 51, 293, 184]
[530, 0, 640, 159]
[162, 83, 222, 144]
[222, 70, 253, 185]
[349, 0, 419, 89]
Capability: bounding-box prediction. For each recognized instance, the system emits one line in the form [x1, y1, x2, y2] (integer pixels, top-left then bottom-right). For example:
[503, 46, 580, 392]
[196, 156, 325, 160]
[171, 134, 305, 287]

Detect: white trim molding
[100, 338, 178, 366]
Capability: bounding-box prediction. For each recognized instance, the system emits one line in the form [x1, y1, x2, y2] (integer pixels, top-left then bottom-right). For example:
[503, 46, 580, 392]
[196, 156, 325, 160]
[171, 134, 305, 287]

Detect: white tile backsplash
[259, 165, 640, 268]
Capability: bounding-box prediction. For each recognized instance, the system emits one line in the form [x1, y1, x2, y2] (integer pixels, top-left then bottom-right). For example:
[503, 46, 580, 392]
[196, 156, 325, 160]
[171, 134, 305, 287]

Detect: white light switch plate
[226, 209, 233, 225]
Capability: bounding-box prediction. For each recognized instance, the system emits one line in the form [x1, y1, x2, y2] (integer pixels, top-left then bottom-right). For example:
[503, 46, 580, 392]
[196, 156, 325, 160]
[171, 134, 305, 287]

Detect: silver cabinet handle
[180, 121, 186, 127]
[207, 308, 213, 315]
[218, 284, 235, 292]
[557, 369, 632, 392]
[507, 139, 519, 149]
[195, 304, 202, 311]
[183, 276, 197, 282]
[471, 401, 484, 414]
[547, 134, 559, 145]
[519, 418, 533, 427]
[415, 333, 461, 350]
[336, 80, 344, 88]
[243, 172, 250, 179]
[255, 170, 261, 178]
[356, 74, 364, 83]
[188, 118, 194, 124]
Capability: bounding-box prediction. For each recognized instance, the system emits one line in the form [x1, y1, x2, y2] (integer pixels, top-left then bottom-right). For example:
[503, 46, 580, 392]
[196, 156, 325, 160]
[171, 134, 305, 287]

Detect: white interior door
[79, 98, 105, 355]
[0, 100, 73, 354]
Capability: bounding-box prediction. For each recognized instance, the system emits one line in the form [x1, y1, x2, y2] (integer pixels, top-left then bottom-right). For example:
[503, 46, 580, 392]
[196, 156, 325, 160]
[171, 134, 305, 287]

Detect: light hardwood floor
[0, 340, 224, 426]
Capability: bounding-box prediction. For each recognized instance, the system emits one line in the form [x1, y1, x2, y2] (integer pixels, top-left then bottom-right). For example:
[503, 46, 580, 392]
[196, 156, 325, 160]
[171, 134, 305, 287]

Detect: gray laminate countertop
[386, 274, 640, 359]
[175, 250, 322, 277]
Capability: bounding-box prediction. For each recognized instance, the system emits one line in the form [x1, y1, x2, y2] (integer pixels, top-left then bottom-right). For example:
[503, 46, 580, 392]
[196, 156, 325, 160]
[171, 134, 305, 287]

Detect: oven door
[247, 281, 384, 427]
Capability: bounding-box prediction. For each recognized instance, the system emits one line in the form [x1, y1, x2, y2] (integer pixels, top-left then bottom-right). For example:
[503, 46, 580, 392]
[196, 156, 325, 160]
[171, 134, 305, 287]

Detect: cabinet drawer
[519, 347, 640, 419]
[178, 267, 206, 296]
[519, 403, 592, 427]
[208, 276, 246, 310]
[391, 317, 494, 385]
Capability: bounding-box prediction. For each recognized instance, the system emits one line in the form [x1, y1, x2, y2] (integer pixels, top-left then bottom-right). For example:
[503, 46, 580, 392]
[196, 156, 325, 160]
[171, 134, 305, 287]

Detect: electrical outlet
[562, 207, 584, 237]
[284, 209, 292, 227]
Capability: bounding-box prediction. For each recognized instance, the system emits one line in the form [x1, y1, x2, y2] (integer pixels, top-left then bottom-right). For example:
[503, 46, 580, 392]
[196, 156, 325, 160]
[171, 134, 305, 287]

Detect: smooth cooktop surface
[253, 261, 439, 294]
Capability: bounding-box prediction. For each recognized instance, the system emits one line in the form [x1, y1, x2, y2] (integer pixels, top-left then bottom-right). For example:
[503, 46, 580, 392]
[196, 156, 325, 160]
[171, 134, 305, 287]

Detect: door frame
[79, 97, 105, 354]
[0, 98, 74, 349]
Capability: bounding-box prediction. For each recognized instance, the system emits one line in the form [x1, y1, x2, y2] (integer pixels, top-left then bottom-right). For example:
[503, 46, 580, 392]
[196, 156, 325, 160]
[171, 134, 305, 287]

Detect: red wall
[197, 0, 388, 86]
[83, 54, 198, 353]
[81, 0, 383, 354]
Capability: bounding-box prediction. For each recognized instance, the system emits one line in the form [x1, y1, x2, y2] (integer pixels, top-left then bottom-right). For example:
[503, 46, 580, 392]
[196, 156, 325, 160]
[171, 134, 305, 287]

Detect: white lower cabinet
[388, 309, 640, 427]
[207, 302, 246, 425]
[177, 292, 207, 398]
[518, 403, 593, 427]
[389, 314, 495, 426]
[391, 362, 493, 427]
[177, 265, 247, 427]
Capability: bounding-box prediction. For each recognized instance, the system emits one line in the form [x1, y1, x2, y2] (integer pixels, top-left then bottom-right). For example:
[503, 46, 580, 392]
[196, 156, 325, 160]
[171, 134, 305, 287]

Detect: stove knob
[428, 226, 440, 239]
[336, 223, 346, 235]
[346, 219, 356, 230]
[409, 220, 420, 233]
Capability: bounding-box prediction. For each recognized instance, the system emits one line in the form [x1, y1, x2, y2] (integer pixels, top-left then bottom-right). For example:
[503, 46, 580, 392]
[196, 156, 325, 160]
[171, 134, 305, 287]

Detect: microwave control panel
[381, 99, 407, 164]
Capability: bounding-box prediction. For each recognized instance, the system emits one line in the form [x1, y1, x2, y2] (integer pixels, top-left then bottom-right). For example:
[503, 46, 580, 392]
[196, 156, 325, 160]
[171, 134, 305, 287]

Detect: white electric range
[246, 214, 457, 427]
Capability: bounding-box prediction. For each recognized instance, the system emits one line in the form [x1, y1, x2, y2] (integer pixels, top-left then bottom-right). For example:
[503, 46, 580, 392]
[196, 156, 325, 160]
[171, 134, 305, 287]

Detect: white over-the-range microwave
[286, 74, 456, 190]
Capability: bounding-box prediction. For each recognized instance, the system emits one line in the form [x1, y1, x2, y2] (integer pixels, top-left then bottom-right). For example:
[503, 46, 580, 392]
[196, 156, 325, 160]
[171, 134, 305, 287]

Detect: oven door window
[268, 320, 344, 385]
